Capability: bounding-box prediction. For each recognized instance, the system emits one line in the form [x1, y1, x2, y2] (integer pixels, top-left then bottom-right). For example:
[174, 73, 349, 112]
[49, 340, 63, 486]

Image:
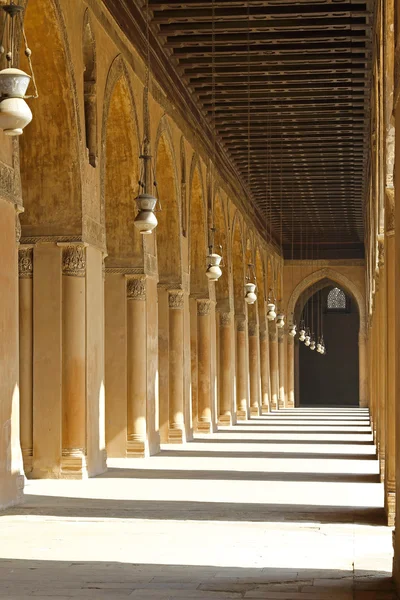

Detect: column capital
[168, 289, 184, 310]
[18, 247, 33, 279]
[287, 334, 294, 346]
[248, 322, 258, 337]
[197, 298, 212, 316]
[236, 313, 246, 332]
[259, 326, 267, 341]
[278, 329, 285, 342]
[60, 244, 86, 277]
[126, 275, 146, 301]
[219, 311, 232, 327]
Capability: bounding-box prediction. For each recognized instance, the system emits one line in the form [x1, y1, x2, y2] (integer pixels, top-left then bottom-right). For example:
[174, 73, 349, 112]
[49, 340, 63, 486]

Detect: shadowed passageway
[0, 408, 395, 599]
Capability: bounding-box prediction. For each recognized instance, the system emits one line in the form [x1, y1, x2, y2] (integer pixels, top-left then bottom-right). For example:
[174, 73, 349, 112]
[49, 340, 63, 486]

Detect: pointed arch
[154, 118, 181, 283]
[100, 55, 140, 230]
[83, 9, 97, 167]
[232, 211, 245, 314]
[287, 268, 366, 336]
[20, 0, 83, 237]
[102, 58, 141, 266]
[213, 192, 229, 310]
[189, 154, 207, 295]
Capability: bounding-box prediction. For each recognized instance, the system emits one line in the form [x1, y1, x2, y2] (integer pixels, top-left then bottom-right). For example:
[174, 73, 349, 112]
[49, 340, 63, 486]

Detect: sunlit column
[197, 299, 212, 432]
[235, 314, 248, 420]
[168, 289, 185, 442]
[18, 246, 34, 476]
[269, 320, 279, 410]
[260, 326, 271, 413]
[287, 335, 295, 408]
[219, 311, 233, 425]
[61, 244, 87, 478]
[278, 328, 286, 408]
[248, 322, 260, 417]
[126, 275, 147, 456]
[385, 214, 396, 525]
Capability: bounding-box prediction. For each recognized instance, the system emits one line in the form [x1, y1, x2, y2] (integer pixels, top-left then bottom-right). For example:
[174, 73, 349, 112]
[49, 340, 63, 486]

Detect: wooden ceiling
[104, 0, 374, 258]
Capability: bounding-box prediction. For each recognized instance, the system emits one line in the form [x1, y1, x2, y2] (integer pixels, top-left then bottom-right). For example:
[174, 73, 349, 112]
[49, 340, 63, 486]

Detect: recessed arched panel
[189, 160, 207, 295]
[20, 0, 82, 236]
[155, 133, 181, 283]
[104, 76, 141, 266]
[83, 10, 97, 167]
[214, 194, 229, 309]
[232, 214, 244, 314]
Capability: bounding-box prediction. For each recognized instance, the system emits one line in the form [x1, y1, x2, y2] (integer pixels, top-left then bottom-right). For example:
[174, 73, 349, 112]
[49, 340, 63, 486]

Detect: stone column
[168, 290, 185, 443]
[278, 328, 286, 408]
[18, 246, 34, 475]
[287, 335, 295, 408]
[269, 320, 279, 410]
[235, 314, 248, 420]
[197, 299, 212, 432]
[61, 244, 88, 478]
[385, 219, 396, 524]
[219, 312, 233, 425]
[126, 276, 148, 456]
[377, 257, 387, 482]
[248, 322, 260, 416]
[358, 332, 368, 408]
[259, 326, 271, 413]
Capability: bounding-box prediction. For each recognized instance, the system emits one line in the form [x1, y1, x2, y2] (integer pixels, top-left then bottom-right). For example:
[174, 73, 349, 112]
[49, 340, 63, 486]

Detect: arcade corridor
[0, 408, 395, 599]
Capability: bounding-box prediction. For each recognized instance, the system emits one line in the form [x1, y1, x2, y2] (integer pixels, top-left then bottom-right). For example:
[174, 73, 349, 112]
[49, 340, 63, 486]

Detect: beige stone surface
[0, 408, 395, 599]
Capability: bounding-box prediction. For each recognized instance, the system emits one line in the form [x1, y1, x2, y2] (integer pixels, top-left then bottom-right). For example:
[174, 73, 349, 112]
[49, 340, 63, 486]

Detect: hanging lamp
[276, 312, 285, 329]
[304, 328, 311, 347]
[205, 0, 223, 282]
[134, 0, 159, 234]
[206, 227, 222, 281]
[0, 1, 38, 136]
[299, 319, 306, 341]
[244, 263, 257, 304]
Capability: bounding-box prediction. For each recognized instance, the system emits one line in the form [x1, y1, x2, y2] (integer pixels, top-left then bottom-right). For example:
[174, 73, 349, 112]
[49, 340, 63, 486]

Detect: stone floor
[0, 407, 396, 599]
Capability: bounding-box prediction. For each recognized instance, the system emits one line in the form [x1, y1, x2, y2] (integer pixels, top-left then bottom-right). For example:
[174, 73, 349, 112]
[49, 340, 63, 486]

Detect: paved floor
[0, 407, 396, 599]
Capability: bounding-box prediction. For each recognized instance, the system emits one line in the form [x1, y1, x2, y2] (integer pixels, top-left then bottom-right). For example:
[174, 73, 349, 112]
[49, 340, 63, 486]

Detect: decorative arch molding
[189, 154, 206, 210]
[287, 268, 366, 336]
[100, 55, 140, 227]
[230, 209, 244, 249]
[154, 115, 181, 225]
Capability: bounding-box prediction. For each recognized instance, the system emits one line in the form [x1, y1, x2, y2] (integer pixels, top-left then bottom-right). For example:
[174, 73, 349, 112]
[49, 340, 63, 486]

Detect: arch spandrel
[287, 268, 366, 336]
[189, 155, 208, 295]
[100, 55, 141, 230]
[231, 211, 245, 314]
[214, 193, 230, 310]
[20, 0, 83, 236]
[104, 74, 142, 266]
[154, 128, 181, 284]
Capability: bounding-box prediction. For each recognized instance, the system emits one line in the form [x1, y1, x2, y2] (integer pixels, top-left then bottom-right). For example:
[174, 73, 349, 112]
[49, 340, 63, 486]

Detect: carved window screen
[327, 287, 348, 312]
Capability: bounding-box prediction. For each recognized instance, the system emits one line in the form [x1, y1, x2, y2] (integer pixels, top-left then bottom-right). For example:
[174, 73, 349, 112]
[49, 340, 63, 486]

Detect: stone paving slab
[0, 408, 396, 599]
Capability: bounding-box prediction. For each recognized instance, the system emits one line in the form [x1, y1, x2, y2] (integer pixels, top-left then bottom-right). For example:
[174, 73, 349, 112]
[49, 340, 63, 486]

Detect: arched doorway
[297, 283, 360, 406]
[286, 268, 367, 408]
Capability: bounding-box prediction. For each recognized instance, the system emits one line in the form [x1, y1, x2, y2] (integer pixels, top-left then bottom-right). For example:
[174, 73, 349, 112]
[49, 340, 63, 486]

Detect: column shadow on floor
[0, 559, 395, 600]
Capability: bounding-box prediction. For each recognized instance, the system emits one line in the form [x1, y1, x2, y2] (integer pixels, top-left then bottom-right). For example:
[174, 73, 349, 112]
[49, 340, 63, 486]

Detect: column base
[278, 399, 284, 409]
[22, 448, 33, 477]
[61, 449, 89, 480]
[380, 455, 385, 482]
[127, 437, 148, 458]
[236, 409, 248, 421]
[250, 405, 260, 417]
[218, 413, 232, 426]
[196, 420, 212, 433]
[385, 490, 396, 527]
[261, 404, 270, 415]
[168, 427, 185, 444]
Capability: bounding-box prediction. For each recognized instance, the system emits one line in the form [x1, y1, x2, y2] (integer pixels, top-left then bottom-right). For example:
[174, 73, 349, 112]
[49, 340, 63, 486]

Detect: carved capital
[278, 329, 285, 342]
[197, 298, 211, 316]
[62, 245, 86, 277]
[386, 194, 395, 235]
[248, 322, 258, 337]
[126, 276, 146, 300]
[268, 321, 277, 343]
[15, 213, 21, 243]
[168, 289, 184, 310]
[378, 240, 385, 269]
[220, 312, 232, 327]
[18, 248, 33, 279]
[236, 314, 246, 332]
[259, 327, 267, 342]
